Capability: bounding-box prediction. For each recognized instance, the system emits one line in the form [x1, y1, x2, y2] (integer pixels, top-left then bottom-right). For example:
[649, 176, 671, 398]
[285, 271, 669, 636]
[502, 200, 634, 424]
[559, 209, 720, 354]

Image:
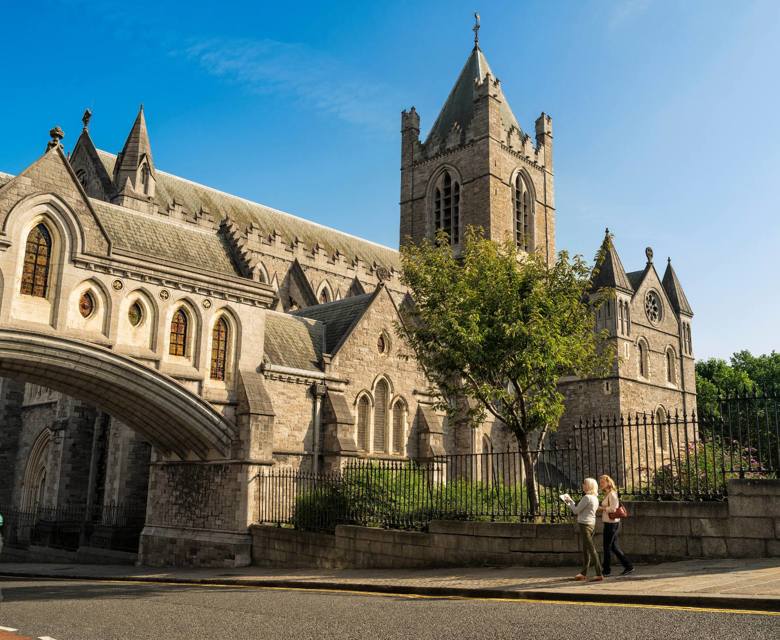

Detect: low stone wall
[251, 479, 780, 569]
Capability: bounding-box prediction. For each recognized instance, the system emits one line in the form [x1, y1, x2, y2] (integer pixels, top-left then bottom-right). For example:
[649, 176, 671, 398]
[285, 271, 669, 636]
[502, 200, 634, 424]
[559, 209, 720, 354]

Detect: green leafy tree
[695, 351, 779, 415]
[399, 228, 613, 513]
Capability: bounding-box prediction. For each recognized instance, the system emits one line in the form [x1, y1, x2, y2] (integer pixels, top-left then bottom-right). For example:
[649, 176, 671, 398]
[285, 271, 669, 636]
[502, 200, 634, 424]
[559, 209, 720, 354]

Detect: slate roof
[662, 260, 693, 316]
[293, 291, 375, 354]
[95, 151, 400, 272]
[90, 199, 239, 276]
[626, 270, 646, 291]
[425, 46, 522, 145]
[263, 312, 323, 372]
[591, 232, 633, 293]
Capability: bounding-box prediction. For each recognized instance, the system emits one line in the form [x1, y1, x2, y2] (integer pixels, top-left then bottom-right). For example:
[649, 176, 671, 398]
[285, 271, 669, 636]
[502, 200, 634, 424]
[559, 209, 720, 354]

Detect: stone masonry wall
[251, 479, 780, 569]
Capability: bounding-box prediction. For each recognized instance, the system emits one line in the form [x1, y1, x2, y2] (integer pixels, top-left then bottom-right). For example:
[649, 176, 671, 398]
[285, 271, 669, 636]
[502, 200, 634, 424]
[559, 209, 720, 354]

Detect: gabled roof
[591, 230, 633, 293]
[114, 105, 155, 181]
[293, 291, 375, 355]
[662, 259, 693, 316]
[425, 46, 521, 145]
[263, 312, 323, 372]
[94, 150, 399, 271]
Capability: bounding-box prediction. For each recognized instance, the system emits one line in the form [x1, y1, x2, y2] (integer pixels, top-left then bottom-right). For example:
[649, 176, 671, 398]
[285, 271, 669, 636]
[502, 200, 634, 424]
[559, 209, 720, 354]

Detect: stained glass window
[128, 302, 143, 327]
[79, 291, 95, 318]
[21, 224, 52, 297]
[169, 309, 188, 357]
[210, 317, 229, 381]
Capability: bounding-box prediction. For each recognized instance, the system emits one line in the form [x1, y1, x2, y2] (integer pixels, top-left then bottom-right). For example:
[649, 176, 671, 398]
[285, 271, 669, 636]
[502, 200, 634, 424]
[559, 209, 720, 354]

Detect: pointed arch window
[666, 348, 676, 385]
[210, 317, 229, 381]
[169, 309, 189, 357]
[318, 285, 332, 305]
[433, 170, 460, 245]
[638, 339, 649, 378]
[514, 174, 533, 251]
[140, 162, 151, 195]
[392, 399, 406, 454]
[373, 379, 389, 452]
[357, 395, 371, 451]
[21, 224, 52, 297]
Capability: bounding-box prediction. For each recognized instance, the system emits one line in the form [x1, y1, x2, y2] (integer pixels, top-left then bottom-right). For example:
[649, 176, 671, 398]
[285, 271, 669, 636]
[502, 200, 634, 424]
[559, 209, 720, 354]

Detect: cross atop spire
[473, 12, 481, 49]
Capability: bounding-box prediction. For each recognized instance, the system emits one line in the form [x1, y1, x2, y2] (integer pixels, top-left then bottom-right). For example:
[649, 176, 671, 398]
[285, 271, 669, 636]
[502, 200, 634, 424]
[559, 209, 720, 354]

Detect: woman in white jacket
[567, 477, 603, 581]
[598, 474, 634, 576]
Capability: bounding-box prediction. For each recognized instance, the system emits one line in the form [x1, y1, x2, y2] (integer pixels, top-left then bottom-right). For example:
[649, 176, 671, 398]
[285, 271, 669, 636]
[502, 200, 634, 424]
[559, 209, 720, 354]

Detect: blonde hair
[582, 477, 598, 495]
[599, 474, 617, 492]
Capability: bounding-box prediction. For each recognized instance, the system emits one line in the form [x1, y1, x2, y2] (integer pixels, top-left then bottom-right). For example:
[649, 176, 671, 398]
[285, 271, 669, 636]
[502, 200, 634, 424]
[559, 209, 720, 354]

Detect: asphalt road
[0, 578, 777, 640]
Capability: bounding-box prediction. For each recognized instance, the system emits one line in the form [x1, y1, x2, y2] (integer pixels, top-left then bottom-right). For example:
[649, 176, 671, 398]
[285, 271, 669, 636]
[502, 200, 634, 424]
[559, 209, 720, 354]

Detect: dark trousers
[602, 522, 632, 573]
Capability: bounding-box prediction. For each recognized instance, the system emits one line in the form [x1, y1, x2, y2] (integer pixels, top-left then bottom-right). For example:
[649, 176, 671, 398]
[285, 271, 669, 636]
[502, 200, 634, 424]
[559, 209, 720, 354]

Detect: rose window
[644, 291, 661, 324]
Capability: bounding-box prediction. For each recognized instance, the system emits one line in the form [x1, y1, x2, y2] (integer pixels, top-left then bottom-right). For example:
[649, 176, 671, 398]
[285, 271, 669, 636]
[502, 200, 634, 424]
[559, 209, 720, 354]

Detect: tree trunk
[518, 432, 540, 516]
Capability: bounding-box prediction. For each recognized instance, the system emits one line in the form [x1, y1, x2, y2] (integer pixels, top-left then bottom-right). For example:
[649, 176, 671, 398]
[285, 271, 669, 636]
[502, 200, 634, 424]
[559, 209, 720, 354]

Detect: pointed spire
[591, 228, 633, 293]
[424, 43, 520, 146]
[662, 258, 693, 316]
[113, 104, 155, 184]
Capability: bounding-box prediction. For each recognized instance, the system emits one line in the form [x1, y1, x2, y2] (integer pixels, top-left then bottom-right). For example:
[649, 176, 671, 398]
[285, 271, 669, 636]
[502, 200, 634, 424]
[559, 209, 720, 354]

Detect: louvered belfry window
[169, 309, 188, 357]
[210, 317, 229, 381]
[373, 380, 389, 452]
[433, 170, 460, 245]
[392, 399, 406, 454]
[21, 224, 52, 297]
[357, 396, 371, 451]
[514, 174, 533, 251]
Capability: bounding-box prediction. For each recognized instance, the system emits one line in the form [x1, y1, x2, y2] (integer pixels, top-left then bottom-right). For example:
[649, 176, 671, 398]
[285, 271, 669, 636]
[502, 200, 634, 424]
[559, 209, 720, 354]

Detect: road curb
[1, 571, 778, 612]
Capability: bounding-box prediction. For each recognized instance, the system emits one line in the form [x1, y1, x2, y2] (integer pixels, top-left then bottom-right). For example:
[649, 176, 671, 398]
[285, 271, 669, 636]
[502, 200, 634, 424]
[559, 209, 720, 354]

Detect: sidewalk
[1, 558, 778, 612]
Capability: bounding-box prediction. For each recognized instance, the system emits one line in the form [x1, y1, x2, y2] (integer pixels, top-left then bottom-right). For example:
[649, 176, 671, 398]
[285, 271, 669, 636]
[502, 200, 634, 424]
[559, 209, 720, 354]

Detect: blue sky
[0, 0, 778, 360]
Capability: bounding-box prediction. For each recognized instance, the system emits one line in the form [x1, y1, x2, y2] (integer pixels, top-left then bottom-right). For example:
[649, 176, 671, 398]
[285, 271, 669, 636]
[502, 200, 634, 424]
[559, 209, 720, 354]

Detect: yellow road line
[3, 575, 777, 616]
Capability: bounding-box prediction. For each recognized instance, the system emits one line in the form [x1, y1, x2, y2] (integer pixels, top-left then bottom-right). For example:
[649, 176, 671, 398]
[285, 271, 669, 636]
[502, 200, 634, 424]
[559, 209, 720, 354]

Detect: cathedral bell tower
[400, 16, 555, 263]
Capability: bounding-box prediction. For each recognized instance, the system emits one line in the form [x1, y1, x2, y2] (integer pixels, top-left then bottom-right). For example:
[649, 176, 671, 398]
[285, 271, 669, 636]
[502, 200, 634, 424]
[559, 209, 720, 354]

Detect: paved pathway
[1, 558, 778, 610]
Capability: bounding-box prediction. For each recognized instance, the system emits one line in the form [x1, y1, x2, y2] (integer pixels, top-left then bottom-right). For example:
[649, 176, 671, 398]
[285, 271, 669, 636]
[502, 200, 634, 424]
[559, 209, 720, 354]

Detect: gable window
[373, 379, 389, 453]
[210, 317, 229, 381]
[169, 309, 188, 357]
[433, 170, 460, 245]
[514, 173, 533, 252]
[21, 224, 52, 297]
[357, 395, 371, 451]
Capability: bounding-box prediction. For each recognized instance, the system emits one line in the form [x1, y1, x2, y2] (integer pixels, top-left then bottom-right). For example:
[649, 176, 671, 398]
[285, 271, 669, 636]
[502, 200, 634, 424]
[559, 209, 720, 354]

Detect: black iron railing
[0, 502, 146, 553]
[258, 394, 779, 532]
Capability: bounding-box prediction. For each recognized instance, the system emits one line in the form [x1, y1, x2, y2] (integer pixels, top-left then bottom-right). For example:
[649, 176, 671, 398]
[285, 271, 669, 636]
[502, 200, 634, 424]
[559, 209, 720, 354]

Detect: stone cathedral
[0, 31, 695, 564]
